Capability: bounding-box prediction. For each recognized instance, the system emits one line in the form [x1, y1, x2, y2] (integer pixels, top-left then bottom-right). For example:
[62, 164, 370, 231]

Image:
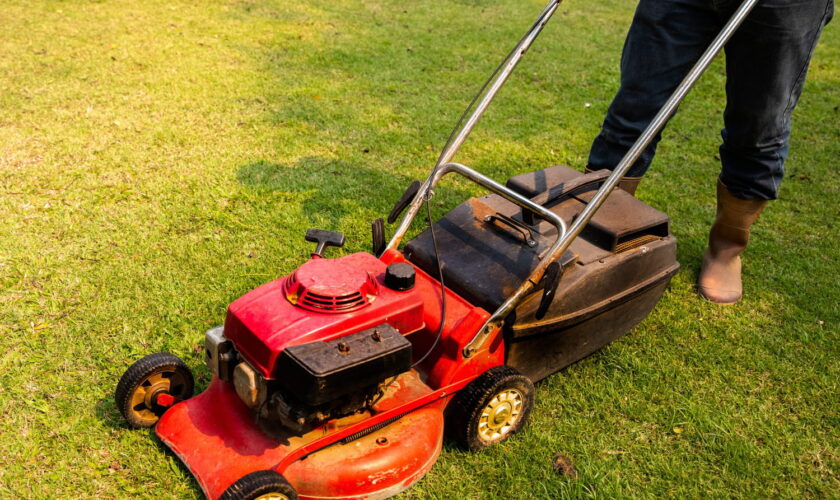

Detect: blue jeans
[587, 0, 834, 200]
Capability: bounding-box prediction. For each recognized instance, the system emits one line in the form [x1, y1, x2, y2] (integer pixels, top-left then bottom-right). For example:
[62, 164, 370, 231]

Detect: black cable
[410, 196, 447, 368]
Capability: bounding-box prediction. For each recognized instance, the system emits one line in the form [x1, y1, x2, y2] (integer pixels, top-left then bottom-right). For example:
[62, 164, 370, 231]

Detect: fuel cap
[385, 263, 415, 291]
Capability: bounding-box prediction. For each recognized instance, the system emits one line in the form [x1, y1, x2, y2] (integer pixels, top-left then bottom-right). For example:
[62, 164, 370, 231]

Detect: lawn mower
[114, 0, 760, 498]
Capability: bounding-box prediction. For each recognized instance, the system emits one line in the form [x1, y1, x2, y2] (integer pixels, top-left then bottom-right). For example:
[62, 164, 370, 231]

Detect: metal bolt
[337, 342, 349, 353]
[371, 330, 382, 342]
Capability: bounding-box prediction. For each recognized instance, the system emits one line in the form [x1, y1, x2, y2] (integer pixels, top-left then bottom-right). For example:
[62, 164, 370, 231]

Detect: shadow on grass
[236, 156, 476, 231]
[94, 393, 207, 498]
[94, 394, 124, 429]
[237, 157, 410, 234]
[237, 156, 409, 196]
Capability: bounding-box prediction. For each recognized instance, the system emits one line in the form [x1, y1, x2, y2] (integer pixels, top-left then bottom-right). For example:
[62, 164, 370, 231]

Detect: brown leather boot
[585, 166, 642, 196]
[698, 180, 767, 304]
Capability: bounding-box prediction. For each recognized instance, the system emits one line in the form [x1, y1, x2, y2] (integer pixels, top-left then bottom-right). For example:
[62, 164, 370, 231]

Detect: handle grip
[305, 228, 345, 257]
[484, 214, 537, 248]
[522, 169, 611, 225]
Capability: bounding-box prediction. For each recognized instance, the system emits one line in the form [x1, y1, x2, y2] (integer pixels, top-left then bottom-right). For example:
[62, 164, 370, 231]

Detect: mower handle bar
[402, 161, 567, 245]
[386, 0, 761, 358]
[385, 0, 565, 252]
[385, 161, 569, 345]
[433, 0, 563, 170]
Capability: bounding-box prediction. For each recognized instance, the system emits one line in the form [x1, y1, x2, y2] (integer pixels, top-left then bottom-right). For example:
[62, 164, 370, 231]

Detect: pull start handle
[305, 228, 345, 258]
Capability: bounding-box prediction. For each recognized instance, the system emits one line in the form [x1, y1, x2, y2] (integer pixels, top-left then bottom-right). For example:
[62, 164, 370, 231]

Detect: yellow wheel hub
[255, 494, 289, 500]
[477, 388, 523, 442]
[127, 370, 187, 425]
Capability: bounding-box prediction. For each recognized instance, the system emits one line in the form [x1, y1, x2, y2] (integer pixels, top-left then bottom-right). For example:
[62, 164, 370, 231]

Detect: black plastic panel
[405, 165, 679, 383]
[276, 324, 411, 406]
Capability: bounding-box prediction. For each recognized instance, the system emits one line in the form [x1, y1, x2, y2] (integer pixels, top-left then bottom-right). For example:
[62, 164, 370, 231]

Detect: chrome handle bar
[434, 0, 563, 169]
[386, 0, 564, 253]
[390, 161, 568, 252]
[384, 0, 760, 358]
[462, 0, 761, 357]
[386, 161, 569, 353]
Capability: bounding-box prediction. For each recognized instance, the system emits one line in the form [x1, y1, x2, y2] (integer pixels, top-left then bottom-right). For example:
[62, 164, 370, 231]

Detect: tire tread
[114, 352, 194, 428]
[447, 365, 535, 451]
[219, 470, 297, 500]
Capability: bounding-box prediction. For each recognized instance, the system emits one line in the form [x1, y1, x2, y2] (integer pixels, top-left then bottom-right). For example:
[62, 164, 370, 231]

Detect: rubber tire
[114, 352, 194, 429]
[220, 470, 298, 500]
[447, 365, 535, 451]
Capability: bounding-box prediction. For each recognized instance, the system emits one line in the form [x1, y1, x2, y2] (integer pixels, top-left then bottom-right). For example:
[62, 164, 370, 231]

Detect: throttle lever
[388, 180, 422, 224]
[535, 261, 561, 320]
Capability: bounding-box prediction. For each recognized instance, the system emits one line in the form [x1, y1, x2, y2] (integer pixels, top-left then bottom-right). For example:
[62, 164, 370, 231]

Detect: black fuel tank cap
[385, 263, 415, 291]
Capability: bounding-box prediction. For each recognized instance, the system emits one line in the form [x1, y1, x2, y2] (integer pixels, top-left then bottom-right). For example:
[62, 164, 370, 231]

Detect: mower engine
[205, 250, 425, 432]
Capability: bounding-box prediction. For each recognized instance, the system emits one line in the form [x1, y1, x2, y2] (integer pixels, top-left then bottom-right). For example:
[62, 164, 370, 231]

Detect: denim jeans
[587, 0, 834, 200]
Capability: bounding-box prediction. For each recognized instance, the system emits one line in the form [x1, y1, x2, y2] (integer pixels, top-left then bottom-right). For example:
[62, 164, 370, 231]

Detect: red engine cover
[224, 252, 425, 378]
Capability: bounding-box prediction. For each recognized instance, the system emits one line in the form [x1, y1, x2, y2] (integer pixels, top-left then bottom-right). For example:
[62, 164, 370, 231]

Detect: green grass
[1, 0, 837, 498]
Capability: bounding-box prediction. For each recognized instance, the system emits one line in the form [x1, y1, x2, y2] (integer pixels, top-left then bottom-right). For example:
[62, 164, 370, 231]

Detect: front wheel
[220, 470, 298, 500]
[114, 352, 194, 428]
[447, 365, 535, 451]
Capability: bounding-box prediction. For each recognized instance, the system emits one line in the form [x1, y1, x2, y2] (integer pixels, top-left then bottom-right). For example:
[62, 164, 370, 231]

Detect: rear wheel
[448, 365, 535, 451]
[114, 353, 194, 428]
[220, 470, 298, 500]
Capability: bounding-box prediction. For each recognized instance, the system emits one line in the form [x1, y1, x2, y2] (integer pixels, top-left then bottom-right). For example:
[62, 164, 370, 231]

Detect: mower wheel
[448, 365, 534, 451]
[114, 353, 194, 429]
[220, 470, 298, 500]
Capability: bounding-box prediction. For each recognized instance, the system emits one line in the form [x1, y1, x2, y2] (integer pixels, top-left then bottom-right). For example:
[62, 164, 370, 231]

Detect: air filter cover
[276, 323, 411, 406]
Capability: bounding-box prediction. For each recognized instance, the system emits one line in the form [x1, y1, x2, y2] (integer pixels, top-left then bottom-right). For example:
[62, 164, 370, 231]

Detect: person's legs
[587, 0, 719, 184]
[698, 0, 834, 304]
[717, 0, 834, 200]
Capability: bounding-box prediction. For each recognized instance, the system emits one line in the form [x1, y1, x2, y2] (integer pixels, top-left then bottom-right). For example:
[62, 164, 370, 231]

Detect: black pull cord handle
[305, 228, 345, 257]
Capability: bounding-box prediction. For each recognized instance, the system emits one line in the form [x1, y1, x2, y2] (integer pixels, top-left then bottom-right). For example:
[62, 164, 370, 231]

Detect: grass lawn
[1, 0, 837, 498]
